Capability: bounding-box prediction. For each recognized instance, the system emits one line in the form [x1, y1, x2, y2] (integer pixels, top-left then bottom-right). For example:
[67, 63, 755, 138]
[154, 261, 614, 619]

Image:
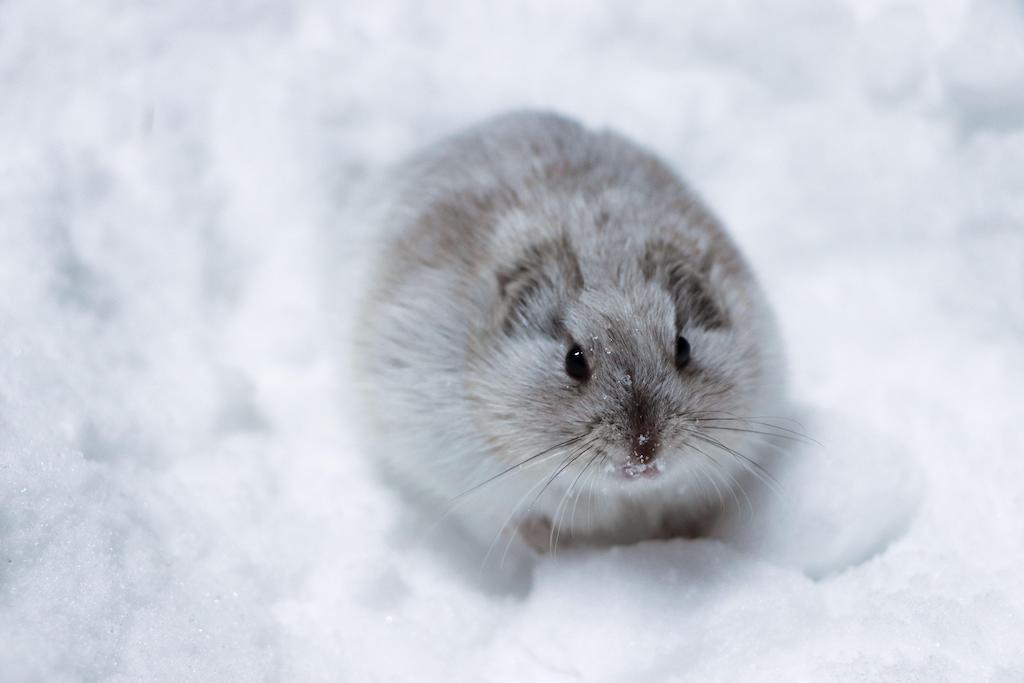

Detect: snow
[1, 0, 1023, 680]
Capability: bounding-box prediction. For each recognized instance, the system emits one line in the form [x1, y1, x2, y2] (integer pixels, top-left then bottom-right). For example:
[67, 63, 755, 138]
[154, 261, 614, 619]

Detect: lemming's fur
[355, 111, 784, 553]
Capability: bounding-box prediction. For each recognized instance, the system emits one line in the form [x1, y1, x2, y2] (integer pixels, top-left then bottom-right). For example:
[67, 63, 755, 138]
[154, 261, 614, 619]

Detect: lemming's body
[355, 111, 783, 552]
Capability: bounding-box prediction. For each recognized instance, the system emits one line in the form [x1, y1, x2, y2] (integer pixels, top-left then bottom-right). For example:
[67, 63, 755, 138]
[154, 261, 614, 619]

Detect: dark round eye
[564, 344, 590, 381]
[675, 336, 691, 369]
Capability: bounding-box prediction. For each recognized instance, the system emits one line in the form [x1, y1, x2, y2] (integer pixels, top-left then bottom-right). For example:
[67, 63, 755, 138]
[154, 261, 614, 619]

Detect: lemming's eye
[565, 344, 590, 381]
[675, 336, 691, 369]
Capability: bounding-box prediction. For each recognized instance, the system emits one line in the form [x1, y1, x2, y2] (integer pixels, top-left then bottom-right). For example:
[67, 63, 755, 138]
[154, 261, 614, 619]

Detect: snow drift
[1, 0, 1023, 680]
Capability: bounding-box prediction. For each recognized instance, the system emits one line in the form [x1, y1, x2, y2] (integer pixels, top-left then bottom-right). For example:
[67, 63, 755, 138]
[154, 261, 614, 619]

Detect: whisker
[544, 444, 596, 555]
[726, 431, 798, 459]
[586, 450, 605, 531]
[571, 450, 604, 540]
[436, 437, 581, 543]
[689, 411, 808, 426]
[700, 421, 819, 447]
[553, 449, 602, 554]
[478, 437, 596, 571]
[682, 411, 820, 445]
[452, 433, 588, 502]
[684, 440, 751, 519]
[692, 448, 725, 512]
[492, 438, 599, 569]
[681, 427, 783, 495]
[698, 424, 815, 446]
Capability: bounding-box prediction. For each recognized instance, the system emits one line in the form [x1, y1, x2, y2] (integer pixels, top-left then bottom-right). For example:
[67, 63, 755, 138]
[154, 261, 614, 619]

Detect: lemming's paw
[655, 508, 721, 541]
[517, 515, 556, 553]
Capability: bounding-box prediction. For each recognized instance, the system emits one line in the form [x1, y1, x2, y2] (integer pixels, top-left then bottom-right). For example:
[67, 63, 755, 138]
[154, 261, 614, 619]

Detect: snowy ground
[2, 0, 1023, 680]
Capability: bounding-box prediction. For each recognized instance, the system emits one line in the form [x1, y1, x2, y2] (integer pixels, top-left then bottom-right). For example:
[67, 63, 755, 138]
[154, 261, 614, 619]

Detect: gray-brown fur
[354, 111, 784, 554]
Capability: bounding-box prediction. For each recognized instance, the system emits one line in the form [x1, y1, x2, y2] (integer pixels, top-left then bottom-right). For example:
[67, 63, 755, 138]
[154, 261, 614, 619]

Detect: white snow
[2, 0, 1023, 680]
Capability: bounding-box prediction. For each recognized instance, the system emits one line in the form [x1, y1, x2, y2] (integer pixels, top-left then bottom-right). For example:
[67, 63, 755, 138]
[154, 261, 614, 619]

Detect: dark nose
[626, 389, 659, 465]
[631, 431, 659, 464]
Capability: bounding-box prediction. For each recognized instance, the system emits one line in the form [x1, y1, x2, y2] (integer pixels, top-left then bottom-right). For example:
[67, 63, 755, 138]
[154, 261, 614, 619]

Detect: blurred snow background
[1, 0, 1023, 680]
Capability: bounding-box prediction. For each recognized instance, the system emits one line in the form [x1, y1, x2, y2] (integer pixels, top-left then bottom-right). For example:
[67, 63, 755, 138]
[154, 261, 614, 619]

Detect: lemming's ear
[642, 240, 728, 330]
[494, 235, 584, 337]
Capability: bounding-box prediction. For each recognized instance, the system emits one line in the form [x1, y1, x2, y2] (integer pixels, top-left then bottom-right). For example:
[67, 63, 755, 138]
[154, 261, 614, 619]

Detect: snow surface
[2, 0, 1023, 680]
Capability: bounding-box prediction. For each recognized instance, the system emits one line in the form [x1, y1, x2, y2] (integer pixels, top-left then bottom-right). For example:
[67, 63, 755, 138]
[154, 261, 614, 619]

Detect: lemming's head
[466, 227, 777, 494]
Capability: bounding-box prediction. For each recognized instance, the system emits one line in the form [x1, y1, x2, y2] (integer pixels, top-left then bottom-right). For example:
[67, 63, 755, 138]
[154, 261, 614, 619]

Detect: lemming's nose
[630, 431, 658, 465]
[626, 387, 659, 466]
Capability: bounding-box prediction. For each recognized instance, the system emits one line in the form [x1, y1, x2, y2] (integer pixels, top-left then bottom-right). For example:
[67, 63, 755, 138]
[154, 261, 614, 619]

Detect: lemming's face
[466, 236, 773, 499]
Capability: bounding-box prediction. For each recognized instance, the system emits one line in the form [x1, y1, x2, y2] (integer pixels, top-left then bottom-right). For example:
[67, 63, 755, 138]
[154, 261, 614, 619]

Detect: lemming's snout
[631, 431, 658, 464]
[622, 388, 661, 475]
